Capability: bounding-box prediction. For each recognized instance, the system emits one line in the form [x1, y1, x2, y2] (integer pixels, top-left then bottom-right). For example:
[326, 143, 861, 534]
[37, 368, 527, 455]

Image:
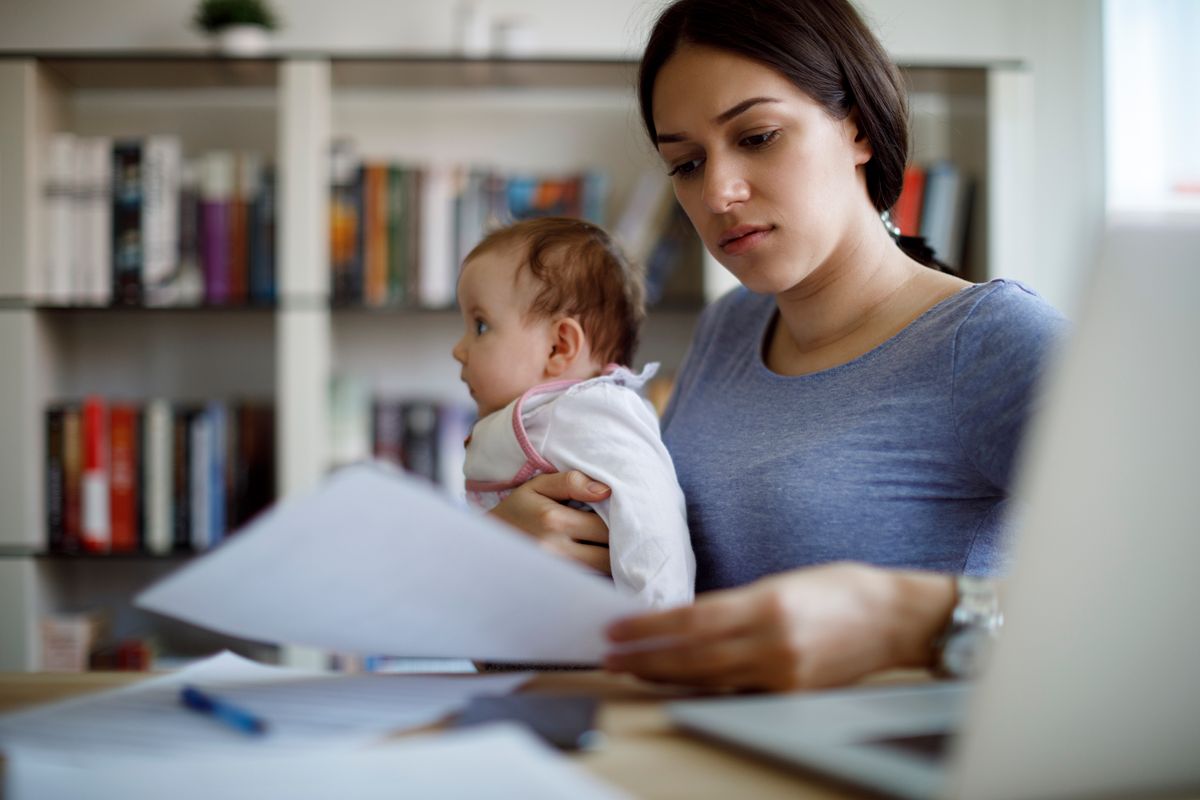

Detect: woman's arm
[488, 470, 614, 574]
[604, 562, 955, 690]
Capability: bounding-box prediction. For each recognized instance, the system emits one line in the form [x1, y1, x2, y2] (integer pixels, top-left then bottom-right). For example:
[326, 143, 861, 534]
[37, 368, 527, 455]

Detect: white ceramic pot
[214, 24, 271, 57]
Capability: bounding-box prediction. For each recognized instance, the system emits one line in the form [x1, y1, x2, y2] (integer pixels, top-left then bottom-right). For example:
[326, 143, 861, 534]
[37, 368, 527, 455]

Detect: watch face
[942, 627, 990, 679]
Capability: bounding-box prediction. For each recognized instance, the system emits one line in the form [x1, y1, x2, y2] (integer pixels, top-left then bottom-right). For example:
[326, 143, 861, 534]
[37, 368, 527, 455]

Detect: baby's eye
[474, 318, 490, 336]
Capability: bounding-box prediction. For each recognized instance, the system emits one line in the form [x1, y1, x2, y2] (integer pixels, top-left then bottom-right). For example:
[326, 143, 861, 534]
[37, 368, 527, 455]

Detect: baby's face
[452, 246, 555, 417]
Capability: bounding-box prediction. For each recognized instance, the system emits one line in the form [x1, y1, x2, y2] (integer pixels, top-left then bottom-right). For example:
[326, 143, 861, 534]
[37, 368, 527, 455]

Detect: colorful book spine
[108, 404, 139, 553]
[190, 409, 211, 550]
[206, 402, 227, 546]
[228, 152, 258, 305]
[365, 163, 390, 307]
[894, 165, 926, 237]
[81, 396, 110, 553]
[200, 151, 234, 305]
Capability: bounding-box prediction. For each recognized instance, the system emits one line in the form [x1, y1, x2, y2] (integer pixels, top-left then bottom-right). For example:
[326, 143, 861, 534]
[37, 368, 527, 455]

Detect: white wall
[0, 0, 1105, 313]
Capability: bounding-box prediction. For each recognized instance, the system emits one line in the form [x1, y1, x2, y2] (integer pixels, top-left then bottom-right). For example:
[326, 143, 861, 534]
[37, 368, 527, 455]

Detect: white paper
[6, 724, 630, 800]
[137, 462, 644, 662]
[0, 651, 528, 757]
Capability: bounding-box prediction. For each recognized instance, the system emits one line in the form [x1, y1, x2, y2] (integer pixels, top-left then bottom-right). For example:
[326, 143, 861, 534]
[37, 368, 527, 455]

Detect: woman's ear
[845, 108, 873, 166]
[544, 317, 588, 378]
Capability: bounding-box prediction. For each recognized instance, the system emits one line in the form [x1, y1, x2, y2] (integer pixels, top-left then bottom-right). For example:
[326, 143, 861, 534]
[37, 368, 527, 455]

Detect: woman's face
[651, 44, 874, 295]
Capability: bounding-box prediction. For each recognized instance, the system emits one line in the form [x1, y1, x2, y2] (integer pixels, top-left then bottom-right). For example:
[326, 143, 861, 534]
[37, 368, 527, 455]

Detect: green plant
[193, 0, 280, 32]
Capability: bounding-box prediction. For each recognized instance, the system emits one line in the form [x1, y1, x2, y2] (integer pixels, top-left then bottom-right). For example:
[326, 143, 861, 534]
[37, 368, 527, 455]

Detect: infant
[452, 216, 694, 607]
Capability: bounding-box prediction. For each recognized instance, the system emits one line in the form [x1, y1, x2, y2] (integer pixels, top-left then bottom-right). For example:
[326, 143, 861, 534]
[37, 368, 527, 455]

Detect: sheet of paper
[6, 724, 630, 800]
[0, 651, 529, 757]
[137, 462, 644, 663]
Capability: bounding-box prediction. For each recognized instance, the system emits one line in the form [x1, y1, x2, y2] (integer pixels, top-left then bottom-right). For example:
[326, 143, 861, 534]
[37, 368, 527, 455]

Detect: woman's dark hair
[638, 0, 945, 269]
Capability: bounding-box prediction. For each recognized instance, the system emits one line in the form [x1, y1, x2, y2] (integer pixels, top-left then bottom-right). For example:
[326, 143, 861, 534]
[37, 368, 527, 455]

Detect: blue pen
[180, 685, 269, 736]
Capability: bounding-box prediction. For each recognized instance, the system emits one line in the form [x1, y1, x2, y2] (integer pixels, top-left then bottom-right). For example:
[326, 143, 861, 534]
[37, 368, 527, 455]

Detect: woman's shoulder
[946, 278, 1067, 340]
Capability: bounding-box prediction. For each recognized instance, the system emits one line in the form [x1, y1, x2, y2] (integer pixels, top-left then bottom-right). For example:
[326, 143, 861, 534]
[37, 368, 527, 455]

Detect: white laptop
[667, 218, 1200, 800]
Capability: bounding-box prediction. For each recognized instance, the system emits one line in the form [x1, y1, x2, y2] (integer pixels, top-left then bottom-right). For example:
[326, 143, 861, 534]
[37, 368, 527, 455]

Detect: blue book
[207, 401, 227, 546]
[249, 165, 276, 305]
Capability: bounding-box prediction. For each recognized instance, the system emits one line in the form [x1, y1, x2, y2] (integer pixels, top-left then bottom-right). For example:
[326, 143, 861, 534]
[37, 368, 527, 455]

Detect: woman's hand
[604, 563, 955, 691]
[488, 470, 613, 574]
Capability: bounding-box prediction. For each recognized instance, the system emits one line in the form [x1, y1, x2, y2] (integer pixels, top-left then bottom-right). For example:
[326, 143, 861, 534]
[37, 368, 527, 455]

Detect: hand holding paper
[137, 463, 644, 663]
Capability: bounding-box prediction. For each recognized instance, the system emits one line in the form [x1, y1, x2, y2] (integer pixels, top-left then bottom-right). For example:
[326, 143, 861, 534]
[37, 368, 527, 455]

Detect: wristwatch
[932, 575, 1004, 680]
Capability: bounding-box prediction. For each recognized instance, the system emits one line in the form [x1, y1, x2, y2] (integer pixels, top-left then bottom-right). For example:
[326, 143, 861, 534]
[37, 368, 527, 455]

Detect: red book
[228, 153, 250, 305]
[109, 404, 140, 553]
[81, 396, 110, 553]
[894, 165, 926, 236]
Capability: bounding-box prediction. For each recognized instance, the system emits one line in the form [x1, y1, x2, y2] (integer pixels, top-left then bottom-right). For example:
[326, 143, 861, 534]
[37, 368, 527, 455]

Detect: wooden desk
[0, 669, 929, 798]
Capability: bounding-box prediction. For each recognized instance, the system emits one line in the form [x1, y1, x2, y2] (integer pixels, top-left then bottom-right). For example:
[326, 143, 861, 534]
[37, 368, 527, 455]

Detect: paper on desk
[6, 724, 631, 800]
[0, 650, 529, 757]
[137, 462, 645, 663]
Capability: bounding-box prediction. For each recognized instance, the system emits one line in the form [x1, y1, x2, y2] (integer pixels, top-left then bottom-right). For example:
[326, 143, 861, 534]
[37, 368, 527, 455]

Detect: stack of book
[328, 140, 608, 309]
[42, 133, 276, 307]
[891, 160, 974, 272]
[44, 397, 275, 555]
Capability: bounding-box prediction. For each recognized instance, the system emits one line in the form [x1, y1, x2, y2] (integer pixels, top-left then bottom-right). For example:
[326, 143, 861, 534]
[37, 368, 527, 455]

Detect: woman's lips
[718, 225, 773, 255]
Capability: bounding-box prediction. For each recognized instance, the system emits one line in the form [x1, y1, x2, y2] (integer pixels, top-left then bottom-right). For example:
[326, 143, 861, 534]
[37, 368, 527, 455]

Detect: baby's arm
[537, 383, 695, 608]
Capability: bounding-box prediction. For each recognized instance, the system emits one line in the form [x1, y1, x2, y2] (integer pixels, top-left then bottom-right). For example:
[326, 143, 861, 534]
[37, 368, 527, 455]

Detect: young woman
[491, 0, 1066, 690]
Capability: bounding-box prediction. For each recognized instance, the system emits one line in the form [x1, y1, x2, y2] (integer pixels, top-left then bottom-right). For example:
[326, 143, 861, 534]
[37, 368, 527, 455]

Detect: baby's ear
[544, 317, 587, 378]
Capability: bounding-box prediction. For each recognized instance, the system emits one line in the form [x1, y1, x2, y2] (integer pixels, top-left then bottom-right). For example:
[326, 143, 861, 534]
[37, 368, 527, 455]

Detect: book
[249, 164, 277, 305]
[81, 396, 110, 553]
[402, 401, 440, 483]
[108, 404, 140, 553]
[75, 137, 114, 305]
[143, 399, 174, 555]
[364, 163, 390, 307]
[330, 141, 360, 303]
[189, 408, 211, 550]
[172, 407, 194, 552]
[919, 159, 973, 271]
[372, 399, 405, 469]
[418, 164, 456, 309]
[228, 152, 260, 305]
[893, 165, 926, 237]
[111, 140, 144, 306]
[43, 133, 76, 303]
[231, 403, 275, 529]
[200, 151, 234, 305]
[206, 401, 227, 547]
[45, 407, 67, 552]
[142, 136, 182, 304]
[61, 405, 83, 552]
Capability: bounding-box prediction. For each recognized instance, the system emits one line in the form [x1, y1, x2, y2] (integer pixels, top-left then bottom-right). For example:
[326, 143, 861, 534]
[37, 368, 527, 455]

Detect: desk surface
[0, 668, 933, 799]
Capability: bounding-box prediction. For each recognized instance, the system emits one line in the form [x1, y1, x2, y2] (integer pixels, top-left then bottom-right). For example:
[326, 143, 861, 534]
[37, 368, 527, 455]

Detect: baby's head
[452, 217, 645, 417]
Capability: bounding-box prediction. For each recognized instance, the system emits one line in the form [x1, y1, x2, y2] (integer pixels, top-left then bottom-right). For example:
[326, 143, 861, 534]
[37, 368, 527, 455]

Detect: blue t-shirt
[661, 279, 1067, 592]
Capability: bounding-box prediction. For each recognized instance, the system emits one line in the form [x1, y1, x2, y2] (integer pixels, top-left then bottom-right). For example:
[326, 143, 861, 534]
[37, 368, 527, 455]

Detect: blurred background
[0, 0, 1194, 672]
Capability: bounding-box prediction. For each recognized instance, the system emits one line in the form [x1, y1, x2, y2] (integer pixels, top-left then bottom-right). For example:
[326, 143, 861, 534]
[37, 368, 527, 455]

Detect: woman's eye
[741, 130, 780, 148]
[666, 158, 703, 180]
[474, 318, 490, 336]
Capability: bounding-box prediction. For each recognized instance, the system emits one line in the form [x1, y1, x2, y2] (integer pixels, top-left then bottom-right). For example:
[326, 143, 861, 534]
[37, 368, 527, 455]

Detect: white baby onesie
[463, 364, 695, 608]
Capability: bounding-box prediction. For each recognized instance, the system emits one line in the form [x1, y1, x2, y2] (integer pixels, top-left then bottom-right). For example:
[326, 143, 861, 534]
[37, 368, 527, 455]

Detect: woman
[492, 0, 1065, 690]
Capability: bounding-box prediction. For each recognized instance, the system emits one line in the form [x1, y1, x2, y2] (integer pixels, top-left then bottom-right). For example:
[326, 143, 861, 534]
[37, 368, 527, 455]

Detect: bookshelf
[0, 52, 1032, 671]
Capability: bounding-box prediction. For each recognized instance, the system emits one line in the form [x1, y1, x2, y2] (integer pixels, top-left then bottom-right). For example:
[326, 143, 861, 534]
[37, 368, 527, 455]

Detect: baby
[452, 216, 694, 608]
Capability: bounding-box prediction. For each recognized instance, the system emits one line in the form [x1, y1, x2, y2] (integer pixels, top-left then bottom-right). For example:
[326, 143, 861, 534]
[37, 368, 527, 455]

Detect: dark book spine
[112, 140, 144, 305]
[172, 408, 192, 551]
[45, 407, 66, 552]
[250, 165, 276, 305]
[373, 399, 405, 468]
[402, 401, 440, 483]
[61, 405, 83, 552]
[108, 404, 139, 553]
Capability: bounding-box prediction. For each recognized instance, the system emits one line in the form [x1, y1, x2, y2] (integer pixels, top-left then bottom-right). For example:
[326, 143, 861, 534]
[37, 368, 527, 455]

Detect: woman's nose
[701, 155, 750, 214]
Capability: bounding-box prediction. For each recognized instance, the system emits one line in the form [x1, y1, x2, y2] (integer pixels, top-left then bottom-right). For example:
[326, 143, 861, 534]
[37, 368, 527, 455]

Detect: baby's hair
[464, 217, 646, 367]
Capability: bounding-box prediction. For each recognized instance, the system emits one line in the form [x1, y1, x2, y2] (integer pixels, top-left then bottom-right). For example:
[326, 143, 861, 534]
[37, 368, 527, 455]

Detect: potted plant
[193, 0, 281, 57]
